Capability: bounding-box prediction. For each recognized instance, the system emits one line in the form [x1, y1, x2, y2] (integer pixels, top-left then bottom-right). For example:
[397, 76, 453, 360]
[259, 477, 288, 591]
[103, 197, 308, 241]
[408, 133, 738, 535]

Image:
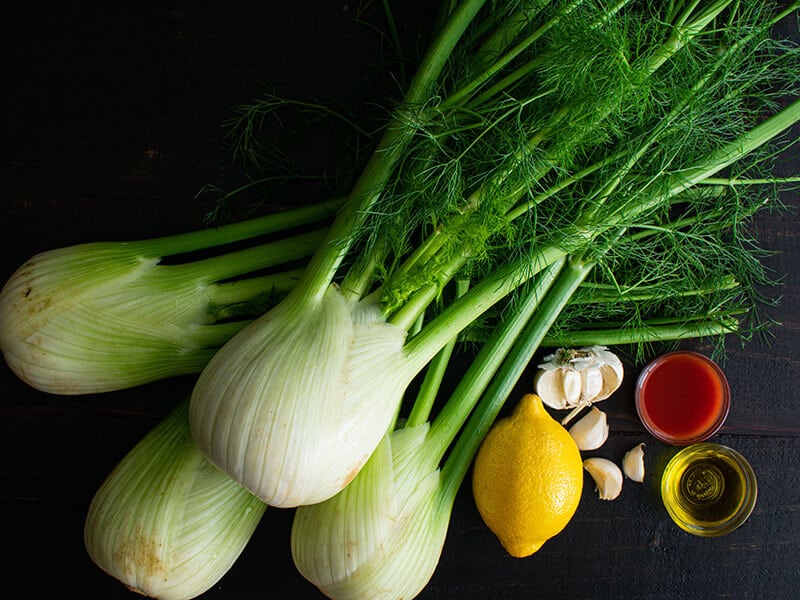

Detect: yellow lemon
[472, 393, 583, 557]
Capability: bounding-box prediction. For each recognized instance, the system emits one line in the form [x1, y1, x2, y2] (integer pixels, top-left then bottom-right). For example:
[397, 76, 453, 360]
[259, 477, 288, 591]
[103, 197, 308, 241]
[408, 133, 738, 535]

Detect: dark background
[1, 2, 799, 598]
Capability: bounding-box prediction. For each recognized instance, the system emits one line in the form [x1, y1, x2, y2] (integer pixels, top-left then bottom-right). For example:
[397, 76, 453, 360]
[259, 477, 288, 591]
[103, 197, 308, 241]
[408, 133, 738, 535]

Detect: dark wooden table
[2, 3, 799, 599]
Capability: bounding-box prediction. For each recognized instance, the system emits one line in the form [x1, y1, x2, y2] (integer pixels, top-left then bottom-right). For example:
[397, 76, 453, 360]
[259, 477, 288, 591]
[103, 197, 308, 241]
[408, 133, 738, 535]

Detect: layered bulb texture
[291, 423, 449, 600]
[189, 284, 412, 507]
[84, 399, 266, 600]
[0, 242, 219, 394]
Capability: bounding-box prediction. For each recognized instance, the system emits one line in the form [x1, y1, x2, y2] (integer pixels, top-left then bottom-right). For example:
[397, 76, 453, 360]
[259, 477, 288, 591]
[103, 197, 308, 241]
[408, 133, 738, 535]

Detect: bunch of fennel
[188, 0, 800, 513]
[7, 1, 800, 597]
[288, 2, 800, 596]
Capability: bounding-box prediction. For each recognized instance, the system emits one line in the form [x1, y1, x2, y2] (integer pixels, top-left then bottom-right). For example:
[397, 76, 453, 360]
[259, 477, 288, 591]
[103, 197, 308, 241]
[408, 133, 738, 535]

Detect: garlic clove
[595, 365, 623, 402]
[568, 407, 609, 451]
[561, 369, 583, 406]
[622, 443, 646, 482]
[534, 369, 572, 410]
[593, 348, 624, 402]
[583, 457, 623, 500]
[580, 367, 604, 402]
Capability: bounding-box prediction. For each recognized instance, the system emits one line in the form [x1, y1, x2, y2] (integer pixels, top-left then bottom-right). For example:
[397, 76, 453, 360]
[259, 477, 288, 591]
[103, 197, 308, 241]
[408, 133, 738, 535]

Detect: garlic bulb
[189, 284, 412, 508]
[534, 346, 624, 423]
[292, 423, 448, 600]
[622, 443, 646, 482]
[583, 457, 623, 500]
[568, 407, 609, 451]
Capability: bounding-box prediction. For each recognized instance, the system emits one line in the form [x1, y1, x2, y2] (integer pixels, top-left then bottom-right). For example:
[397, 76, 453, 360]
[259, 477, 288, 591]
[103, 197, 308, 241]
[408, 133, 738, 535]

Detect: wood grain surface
[2, 3, 799, 599]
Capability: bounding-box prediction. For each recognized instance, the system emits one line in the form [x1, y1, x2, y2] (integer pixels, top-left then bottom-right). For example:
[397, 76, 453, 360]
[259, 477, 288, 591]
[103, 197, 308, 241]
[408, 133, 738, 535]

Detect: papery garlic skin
[534, 346, 624, 412]
[583, 457, 623, 500]
[623, 443, 646, 482]
[568, 407, 609, 451]
[189, 284, 411, 508]
[291, 424, 448, 600]
[85, 400, 265, 600]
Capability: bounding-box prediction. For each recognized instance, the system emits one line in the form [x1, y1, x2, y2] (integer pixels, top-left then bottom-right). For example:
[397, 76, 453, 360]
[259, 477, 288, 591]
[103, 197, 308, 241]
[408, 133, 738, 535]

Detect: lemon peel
[471, 393, 583, 558]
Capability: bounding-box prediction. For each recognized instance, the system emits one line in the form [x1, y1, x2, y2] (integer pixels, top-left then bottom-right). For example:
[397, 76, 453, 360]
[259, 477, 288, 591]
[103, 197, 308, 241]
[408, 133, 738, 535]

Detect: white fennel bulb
[189, 284, 413, 507]
[0, 243, 213, 394]
[84, 399, 266, 600]
[291, 423, 449, 600]
[0, 225, 320, 394]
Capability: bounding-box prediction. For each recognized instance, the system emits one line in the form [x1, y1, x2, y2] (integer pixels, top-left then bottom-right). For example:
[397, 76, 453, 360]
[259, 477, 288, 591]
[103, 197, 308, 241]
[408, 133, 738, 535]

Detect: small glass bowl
[635, 351, 730, 446]
[660, 443, 758, 537]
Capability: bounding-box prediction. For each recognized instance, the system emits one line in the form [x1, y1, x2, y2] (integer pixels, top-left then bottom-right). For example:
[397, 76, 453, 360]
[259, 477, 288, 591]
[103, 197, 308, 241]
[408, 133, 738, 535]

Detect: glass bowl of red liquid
[635, 351, 730, 446]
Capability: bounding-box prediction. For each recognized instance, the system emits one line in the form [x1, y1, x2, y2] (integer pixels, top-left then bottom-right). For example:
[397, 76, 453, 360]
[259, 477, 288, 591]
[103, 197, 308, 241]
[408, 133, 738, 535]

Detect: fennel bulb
[84, 399, 266, 600]
[0, 202, 332, 394]
[0, 243, 220, 394]
[189, 284, 414, 507]
[291, 424, 450, 600]
[288, 262, 570, 600]
[187, 0, 498, 509]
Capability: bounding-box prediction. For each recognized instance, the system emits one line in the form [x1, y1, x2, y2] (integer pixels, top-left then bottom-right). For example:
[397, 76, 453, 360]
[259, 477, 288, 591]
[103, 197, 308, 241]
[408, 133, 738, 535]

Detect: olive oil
[661, 443, 757, 537]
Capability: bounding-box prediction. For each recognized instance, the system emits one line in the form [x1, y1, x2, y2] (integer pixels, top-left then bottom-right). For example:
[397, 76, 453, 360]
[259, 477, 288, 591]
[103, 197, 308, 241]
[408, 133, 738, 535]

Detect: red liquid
[636, 351, 729, 445]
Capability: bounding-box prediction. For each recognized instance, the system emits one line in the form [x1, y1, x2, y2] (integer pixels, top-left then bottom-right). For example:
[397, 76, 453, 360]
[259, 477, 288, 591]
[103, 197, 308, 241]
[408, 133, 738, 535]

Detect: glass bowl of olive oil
[660, 443, 757, 537]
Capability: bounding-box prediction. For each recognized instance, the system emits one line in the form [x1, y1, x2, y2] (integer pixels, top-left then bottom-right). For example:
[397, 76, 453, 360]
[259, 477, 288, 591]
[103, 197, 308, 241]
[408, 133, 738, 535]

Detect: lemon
[472, 393, 583, 557]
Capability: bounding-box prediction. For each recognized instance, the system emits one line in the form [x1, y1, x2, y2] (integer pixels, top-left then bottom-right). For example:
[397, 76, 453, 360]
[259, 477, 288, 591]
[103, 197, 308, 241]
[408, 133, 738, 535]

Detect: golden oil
[660, 443, 757, 537]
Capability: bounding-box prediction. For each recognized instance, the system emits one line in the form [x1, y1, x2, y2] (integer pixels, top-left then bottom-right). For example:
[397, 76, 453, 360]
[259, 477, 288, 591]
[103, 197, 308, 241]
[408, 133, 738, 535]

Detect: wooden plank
[1, 2, 799, 599]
